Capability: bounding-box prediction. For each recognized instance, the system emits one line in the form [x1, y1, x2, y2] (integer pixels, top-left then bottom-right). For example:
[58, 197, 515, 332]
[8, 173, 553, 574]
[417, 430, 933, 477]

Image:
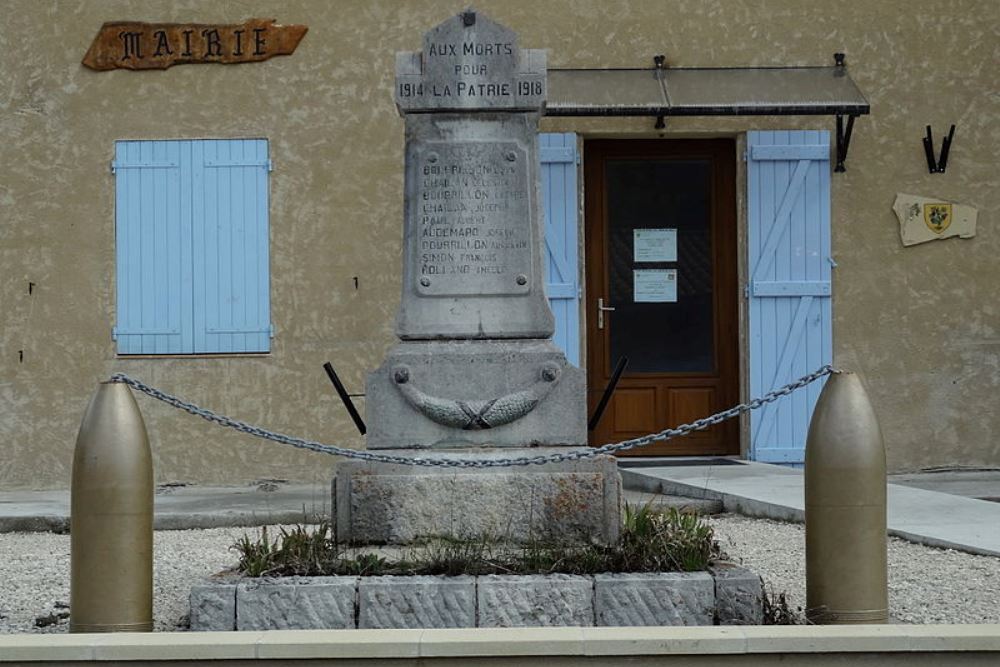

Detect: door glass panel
[606, 159, 714, 373]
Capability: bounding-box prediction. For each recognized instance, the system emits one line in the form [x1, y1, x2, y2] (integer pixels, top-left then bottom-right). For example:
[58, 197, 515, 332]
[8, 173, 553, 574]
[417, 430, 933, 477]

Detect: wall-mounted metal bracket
[831, 53, 857, 173]
[923, 124, 955, 173]
[653, 54, 667, 131]
[834, 113, 857, 173]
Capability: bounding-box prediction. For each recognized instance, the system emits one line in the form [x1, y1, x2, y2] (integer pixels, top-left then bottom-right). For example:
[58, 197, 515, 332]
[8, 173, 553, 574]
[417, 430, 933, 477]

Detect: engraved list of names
[414, 141, 531, 296]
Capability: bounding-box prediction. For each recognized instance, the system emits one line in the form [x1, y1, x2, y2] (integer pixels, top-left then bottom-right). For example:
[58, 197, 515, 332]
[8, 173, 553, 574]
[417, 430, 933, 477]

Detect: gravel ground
[2, 515, 999, 633]
[708, 515, 1000, 625]
[0, 527, 252, 634]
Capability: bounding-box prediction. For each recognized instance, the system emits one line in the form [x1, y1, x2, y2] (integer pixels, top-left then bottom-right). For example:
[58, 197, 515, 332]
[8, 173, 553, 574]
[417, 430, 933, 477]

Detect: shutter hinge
[110, 161, 118, 174]
[268, 324, 275, 337]
[742, 150, 748, 162]
[112, 325, 119, 341]
[266, 159, 274, 172]
[743, 285, 750, 299]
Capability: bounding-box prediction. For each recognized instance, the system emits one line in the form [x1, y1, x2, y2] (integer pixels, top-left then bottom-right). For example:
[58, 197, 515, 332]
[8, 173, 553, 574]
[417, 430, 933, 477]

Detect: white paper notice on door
[633, 228, 677, 262]
[634, 269, 677, 303]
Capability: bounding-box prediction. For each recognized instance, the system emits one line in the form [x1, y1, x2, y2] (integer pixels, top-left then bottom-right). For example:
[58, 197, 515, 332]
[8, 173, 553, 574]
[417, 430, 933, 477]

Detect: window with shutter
[113, 139, 271, 354]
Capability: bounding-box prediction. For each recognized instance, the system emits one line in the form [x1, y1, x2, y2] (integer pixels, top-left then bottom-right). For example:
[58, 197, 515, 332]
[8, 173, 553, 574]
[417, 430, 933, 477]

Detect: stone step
[622, 489, 723, 516]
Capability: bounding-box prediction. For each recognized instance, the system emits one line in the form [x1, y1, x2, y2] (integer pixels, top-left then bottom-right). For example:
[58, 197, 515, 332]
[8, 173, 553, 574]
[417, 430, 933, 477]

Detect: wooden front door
[585, 139, 739, 456]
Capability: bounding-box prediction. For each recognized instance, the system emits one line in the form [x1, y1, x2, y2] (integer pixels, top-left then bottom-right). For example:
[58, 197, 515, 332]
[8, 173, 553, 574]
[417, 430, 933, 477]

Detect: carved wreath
[391, 363, 561, 430]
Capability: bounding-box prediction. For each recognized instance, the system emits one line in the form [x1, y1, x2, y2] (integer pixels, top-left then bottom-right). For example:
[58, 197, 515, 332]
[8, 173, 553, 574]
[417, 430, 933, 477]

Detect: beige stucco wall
[1, 0, 996, 489]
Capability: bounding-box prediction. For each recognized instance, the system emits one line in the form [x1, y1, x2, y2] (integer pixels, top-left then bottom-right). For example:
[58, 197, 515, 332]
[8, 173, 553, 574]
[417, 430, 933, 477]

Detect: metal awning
[545, 59, 870, 170]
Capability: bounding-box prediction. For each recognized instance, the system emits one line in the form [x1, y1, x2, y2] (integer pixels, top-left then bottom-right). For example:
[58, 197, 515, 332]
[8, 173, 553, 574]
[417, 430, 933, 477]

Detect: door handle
[597, 297, 616, 330]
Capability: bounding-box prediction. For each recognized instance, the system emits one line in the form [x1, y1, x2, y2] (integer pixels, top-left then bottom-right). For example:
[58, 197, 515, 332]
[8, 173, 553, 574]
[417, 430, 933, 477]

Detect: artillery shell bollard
[805, 371, 887, 624]
[70, 381, 153, 632]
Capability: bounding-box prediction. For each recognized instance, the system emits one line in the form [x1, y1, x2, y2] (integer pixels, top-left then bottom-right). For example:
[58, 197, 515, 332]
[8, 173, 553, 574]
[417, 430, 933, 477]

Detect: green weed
[232, 505, 721, 578]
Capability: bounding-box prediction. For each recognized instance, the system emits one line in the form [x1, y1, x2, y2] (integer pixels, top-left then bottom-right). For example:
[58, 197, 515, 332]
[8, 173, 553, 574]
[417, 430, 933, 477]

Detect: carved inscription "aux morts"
[82, 19, 307, 71]
[398, 39, 543, 102]
[415, 141, 530, 296]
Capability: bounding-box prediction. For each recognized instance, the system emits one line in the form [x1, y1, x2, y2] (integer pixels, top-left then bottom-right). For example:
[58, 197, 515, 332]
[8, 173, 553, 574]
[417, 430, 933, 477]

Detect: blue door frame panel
[540, 133, 581, 367]
[747, 130, 833, 464]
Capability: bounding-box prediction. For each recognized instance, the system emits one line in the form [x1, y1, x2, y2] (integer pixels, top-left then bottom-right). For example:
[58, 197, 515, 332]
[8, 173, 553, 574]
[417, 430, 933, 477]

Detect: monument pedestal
[333, 448, 621, 545]
[366, 339, 587, 449]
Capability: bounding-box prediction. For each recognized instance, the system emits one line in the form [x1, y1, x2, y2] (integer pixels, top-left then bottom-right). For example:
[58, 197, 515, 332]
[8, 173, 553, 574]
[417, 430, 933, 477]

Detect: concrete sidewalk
[621, 461, 1000, 558]
[0, 482, 332, 533]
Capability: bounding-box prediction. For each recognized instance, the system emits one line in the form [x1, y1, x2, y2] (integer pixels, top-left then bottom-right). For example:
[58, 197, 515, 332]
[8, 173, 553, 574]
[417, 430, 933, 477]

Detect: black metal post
[588, 356, 629, 432]
[323, 362, 367, 435]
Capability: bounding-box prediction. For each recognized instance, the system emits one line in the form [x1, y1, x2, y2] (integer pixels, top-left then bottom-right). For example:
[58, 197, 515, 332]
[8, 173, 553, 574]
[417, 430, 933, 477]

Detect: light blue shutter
[114, 140, 191, 354]
[115, 139, 270, 355]
[748, 130, 833, 464]
[540, 133, 581, 366]
[193, 139, 271, 353]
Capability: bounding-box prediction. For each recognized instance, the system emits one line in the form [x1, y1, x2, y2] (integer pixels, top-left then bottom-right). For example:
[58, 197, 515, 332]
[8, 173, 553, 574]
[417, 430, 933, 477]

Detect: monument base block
[333, 448, 621, 545]
[366, 339, 587, 449]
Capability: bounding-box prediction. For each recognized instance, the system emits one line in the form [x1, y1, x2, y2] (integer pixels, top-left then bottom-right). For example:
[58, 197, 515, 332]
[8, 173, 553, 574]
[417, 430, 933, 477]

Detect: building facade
[1, 0, 996, 489]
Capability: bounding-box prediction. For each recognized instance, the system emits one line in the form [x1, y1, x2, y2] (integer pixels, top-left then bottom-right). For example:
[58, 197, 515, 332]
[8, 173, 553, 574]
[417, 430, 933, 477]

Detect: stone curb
[190, 567, 762, 631]
[5, 625, 1000, 663]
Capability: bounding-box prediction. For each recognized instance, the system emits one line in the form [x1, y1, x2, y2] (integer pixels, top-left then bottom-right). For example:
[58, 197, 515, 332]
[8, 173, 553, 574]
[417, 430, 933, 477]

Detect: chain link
[108, 365, 837, 468]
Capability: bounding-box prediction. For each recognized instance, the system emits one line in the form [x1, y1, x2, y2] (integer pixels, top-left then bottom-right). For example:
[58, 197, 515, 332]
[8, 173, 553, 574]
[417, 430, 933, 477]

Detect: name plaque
[412, 141, 531, 296]
[82, 18, 307, 71]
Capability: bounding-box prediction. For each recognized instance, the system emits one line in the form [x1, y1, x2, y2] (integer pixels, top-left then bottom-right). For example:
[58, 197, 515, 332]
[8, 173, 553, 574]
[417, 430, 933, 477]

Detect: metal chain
[108, 365, 837, 468]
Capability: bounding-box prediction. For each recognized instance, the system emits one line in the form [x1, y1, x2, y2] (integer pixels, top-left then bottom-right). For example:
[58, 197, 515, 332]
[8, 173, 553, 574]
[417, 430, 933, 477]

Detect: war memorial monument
[333, 10, 621, 544]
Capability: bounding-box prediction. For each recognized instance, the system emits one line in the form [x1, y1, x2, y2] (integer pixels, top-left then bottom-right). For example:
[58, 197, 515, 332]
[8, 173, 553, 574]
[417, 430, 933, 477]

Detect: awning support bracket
[653, 54, 667, 131]
[832, 53, 857, 173]
[834, 113, 857, 173]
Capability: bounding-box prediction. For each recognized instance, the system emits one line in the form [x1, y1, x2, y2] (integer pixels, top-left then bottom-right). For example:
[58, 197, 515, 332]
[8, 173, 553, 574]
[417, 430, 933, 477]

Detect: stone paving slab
[358, 576, 475, 629]
[189, 582, 237, 632]
[236, 577, 357, 631]
[709, 564, 764, 625]
[477, 574, 594, 627]
[594, 573, 714, 626]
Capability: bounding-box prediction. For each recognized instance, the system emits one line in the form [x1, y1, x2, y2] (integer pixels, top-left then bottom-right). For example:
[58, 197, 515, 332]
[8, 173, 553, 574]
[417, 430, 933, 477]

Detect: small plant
[656, 507, 721, 571]
[339, 552, 390, 576]
[231, 523, 339, 577]
[611, 503, 721, 573]
[232, 526, 279, 577]
[273, 523, 341, 576]
[405, 534, 502, 576]
[762, 586, 809, 625]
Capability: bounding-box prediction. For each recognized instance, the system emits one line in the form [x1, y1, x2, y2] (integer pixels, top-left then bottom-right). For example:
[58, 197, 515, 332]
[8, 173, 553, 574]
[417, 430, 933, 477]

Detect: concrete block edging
[190, 568, 763, 631]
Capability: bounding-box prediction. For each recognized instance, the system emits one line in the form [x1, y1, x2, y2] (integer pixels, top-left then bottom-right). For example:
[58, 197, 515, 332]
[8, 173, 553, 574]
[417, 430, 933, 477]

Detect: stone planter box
[190, 565, 762, 631]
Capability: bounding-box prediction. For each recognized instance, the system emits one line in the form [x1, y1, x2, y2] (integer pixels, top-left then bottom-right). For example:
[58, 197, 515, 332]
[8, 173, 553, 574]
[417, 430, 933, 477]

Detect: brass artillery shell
[805, 371, 888, 624]
[70, 381, 153, 632]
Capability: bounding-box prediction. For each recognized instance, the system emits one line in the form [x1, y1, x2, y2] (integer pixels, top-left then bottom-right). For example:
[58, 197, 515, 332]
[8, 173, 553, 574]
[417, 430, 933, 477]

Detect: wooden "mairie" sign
[82, 18, 307, 71]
